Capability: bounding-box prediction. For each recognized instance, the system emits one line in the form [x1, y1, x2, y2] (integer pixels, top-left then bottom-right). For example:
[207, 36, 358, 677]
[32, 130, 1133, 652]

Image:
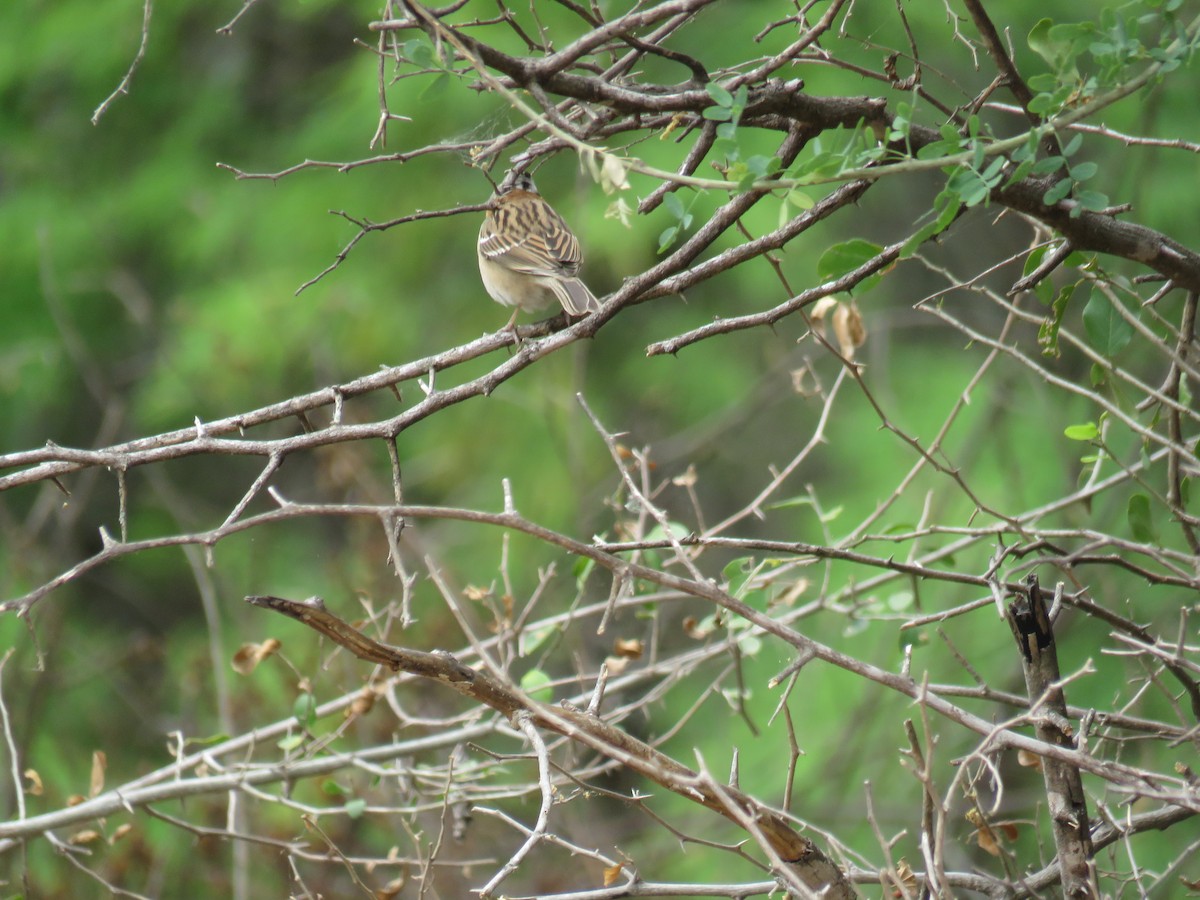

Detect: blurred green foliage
[1, 0, 1197, 894]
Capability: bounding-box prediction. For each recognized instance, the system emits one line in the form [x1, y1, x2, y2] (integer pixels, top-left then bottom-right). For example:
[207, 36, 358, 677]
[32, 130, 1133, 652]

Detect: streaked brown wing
[479, 191, 581, 278]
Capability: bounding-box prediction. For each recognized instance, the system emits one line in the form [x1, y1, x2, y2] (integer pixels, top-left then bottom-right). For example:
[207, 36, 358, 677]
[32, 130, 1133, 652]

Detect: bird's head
[497, 169, 537, 195]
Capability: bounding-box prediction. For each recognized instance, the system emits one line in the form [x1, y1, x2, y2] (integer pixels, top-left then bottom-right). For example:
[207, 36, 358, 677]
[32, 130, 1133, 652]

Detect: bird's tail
[553, 278, 602, 316]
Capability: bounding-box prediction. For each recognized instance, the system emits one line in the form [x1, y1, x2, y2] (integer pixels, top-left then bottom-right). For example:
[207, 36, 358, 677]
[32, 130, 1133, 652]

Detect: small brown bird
[478, 172, 601, 322]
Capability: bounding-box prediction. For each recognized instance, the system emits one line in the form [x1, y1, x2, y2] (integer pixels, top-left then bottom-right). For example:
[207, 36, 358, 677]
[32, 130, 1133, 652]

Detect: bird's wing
[479, 196, 581, 278]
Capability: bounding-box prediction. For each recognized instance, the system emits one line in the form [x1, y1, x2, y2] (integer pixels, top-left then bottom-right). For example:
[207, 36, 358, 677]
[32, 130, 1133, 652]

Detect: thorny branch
[246, 594, 856, 898]
[6, 1, 1200, 897]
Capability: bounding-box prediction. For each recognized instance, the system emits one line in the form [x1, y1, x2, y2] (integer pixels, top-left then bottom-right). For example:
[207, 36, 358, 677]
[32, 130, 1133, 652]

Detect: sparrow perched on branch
[478, 171, 601, 322]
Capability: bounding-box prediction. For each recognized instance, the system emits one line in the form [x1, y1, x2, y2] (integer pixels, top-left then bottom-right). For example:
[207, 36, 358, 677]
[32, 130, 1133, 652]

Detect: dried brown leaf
[671, 464, 698, 487]
[23, 769, 43, 796]
[347, 687, 376, 719]
[90, 751, 106, 798]
[1017, 749, 1043, 770]
[231, 638, 282, 675]
[975, 825, 1001, 856]
[895, 858, 916, 885]
[603, 655, 631, 676]
[809, 298, 867, 359]
[613, 638, 644, 659]
[809, 296, 838, 328]
[831, 299, 866, 359]
[600, 155, 631, 194]
[375, 876, 406, 899]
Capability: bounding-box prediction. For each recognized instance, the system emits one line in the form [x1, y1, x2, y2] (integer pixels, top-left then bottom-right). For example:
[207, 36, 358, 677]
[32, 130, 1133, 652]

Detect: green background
[1, 0, 1196, 895]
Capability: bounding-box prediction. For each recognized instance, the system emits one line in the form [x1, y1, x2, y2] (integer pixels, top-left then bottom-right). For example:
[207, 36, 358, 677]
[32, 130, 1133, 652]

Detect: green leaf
[1038, 282, 1075, 356]
[961, 174, 992, 206]
[658, 226, 679, 254]
[705, 82, 734, 107]
[420, 72, 451, 99]
[792, 148, 843, 180]
[182, 732, 233, 748]
[277, 734, 305, 752]
[737, 634, 763, 656]
[520, 668, 554, 703]
[899, 628, 928, 651]
[1028, 18, 1060, 66]
[901, 189, 961, 257]
[746, 155, 781, 178]
[970, 139, 986, 172]
[322, 780, 348, 797]
[1127, 493, 1158, 542]
[1075, 190, 1109, 211]
[732, 85, 749, 113]
[819, 505, 844, 524]
[574, 554, 595, 586]
[980, 157, 1006, 182]
[1023, 244, 1054, 305]
[915, 139, 960, 160]
[1027, 73, 1059, 92]
[901, 221, 944, 257]
[1082, 291, 1134, 356]
[344, 798, 367, 819]
[1031, 156, 1066, 176]
[817, 238, 886, 292]
[766, 495, 814, 510]
[519, 624, 557, 657]
[712, 137, 739, 161]
[403, 39, 436, 69]
[645, 521, 691, 542]
[1064, 422, 1100, 441]
[1043, 178, 1073, 205]
[720, 556, 748, 585]
[934, 188, 963, 228]
[722, 557, 756, 596]
[1069, 161, 1098, 181]
[293, 692, 317, 728]
[703, 106, 732, 121]
[1027, 92, 1056, 115]
[726, 161, 751, 189]
[786, 188, 814, 210]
